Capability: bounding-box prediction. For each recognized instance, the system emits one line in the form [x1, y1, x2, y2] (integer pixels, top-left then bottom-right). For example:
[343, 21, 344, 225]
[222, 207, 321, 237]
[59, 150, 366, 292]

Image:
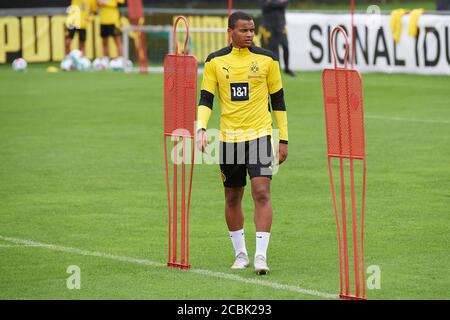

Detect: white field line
[0, 244, 48, 248]
[366, 114, 450, 125]
[0, 235, 337, 299]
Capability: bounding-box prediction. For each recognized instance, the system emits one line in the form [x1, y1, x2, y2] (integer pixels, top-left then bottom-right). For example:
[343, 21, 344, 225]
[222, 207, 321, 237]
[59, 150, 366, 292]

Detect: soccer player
[65, 0, 97, 55]
[97, 0, 125, 58]
[196, 11, 288, 275]
[260, 0, 296, 77]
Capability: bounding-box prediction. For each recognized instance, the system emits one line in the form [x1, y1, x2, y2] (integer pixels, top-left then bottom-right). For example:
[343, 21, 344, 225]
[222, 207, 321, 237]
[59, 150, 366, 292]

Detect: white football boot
[254, 255, 270, 275]
[231, 252, 250, 269]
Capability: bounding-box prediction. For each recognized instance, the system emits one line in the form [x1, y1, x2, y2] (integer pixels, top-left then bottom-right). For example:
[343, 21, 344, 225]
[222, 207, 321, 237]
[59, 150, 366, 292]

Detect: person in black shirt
[260, 0, 295, 77]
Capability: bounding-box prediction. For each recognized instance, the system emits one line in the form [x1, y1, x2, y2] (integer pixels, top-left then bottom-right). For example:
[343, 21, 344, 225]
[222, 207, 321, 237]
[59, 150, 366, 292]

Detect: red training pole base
[340, 294, 367, 300]
[167, 262, 191, 270]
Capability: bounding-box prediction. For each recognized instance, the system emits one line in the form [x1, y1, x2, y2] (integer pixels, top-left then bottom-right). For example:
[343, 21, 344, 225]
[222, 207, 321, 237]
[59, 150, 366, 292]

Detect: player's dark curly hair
[228, 11, 253, 29]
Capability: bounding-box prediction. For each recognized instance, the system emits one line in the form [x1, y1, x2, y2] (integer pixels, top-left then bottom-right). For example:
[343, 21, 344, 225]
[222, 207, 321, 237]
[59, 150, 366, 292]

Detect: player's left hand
[278, 143, 288, 165]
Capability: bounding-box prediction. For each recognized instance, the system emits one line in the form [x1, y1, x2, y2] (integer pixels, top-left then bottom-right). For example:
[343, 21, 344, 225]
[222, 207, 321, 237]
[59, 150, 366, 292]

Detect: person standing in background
[260, 0, 295, 77]
[65, 0, 97, 55]
[98, 0, 125, 58]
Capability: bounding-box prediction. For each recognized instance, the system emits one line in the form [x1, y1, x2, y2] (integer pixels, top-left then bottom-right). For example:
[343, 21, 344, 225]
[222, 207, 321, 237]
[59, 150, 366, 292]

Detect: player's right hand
[278, 143, 288, 165]
[196, 129, 209, 153]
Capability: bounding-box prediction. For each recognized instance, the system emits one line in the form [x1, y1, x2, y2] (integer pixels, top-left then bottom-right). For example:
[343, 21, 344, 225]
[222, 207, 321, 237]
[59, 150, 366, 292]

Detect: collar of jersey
[230, 45, 251, 56]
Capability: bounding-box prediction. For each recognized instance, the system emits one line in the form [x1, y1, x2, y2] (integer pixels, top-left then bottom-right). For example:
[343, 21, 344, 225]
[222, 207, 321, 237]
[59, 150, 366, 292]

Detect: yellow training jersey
[67, 0, 97, 29]
[99, 0, 125, 25]
[197, 45, 288, 143]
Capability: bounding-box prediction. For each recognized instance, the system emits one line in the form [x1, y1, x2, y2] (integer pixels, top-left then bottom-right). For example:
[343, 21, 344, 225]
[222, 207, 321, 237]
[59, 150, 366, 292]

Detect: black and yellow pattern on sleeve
[197, 45, 288, 144]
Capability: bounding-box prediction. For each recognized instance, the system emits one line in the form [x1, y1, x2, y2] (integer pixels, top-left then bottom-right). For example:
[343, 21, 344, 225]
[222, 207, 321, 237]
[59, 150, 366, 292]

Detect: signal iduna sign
[286, 13, 450, 75]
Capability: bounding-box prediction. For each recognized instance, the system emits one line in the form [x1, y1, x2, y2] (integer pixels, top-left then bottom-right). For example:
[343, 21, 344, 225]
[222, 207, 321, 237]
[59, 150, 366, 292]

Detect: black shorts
[66, 28, 87, 42]
[219, 135, 273, 188]
[100, 24, 121, 38]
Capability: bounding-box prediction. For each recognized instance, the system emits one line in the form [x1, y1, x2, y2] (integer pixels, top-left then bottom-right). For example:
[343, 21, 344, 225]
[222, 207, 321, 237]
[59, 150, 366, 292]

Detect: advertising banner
[286, 12, 450, 75]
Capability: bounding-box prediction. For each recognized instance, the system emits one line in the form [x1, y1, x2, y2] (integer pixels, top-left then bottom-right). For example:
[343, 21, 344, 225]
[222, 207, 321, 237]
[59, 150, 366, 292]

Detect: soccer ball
[109, 57, 124, 71]
[92, 58, 108, 70]
[69, 49, 83, 62]
[109, 57, 132, 71]
[60, 57, 74, 71]
[100, 56, 110, 67]
[68, 50, 85, 70]
[77, 57, 91, 71]
[12, 58, 27, 71]
[124, 59, 133, 70]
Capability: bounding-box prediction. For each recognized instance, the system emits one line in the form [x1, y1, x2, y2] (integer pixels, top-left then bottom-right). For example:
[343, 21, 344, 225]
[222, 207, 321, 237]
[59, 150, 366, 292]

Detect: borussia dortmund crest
[250, 61, 259, 73]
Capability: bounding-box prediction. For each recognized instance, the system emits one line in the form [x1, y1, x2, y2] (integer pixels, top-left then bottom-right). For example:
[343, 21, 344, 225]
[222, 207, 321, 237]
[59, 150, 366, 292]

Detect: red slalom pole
[127, 0, 149, 72]
[350, 158, 360, 296]
[350, 0, 355, 67]
[186, 139, 195, 267]
[181, 137, 186, 265]
[164, 16, 198, 270]
[172, 139, 178, 264]
[361, 159, 367, 297]
[344, 47, 360, 295]
[339, 158, 350, 295]
[164, 137, 172, 266]
[322, 26, 367, 300]
[327, 158, 344, 296]
[227, 0, 233, 45]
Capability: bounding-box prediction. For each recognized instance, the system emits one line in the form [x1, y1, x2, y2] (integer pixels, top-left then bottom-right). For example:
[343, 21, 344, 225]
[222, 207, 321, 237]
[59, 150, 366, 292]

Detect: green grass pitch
[0, 64, 449, 299]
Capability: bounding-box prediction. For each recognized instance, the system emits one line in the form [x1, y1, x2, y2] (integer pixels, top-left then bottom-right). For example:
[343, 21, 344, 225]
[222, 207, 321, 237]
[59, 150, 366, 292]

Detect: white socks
[229, 229, 271, 259]
[255, 232, 271, 259]
[229, 229, 248, 257]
